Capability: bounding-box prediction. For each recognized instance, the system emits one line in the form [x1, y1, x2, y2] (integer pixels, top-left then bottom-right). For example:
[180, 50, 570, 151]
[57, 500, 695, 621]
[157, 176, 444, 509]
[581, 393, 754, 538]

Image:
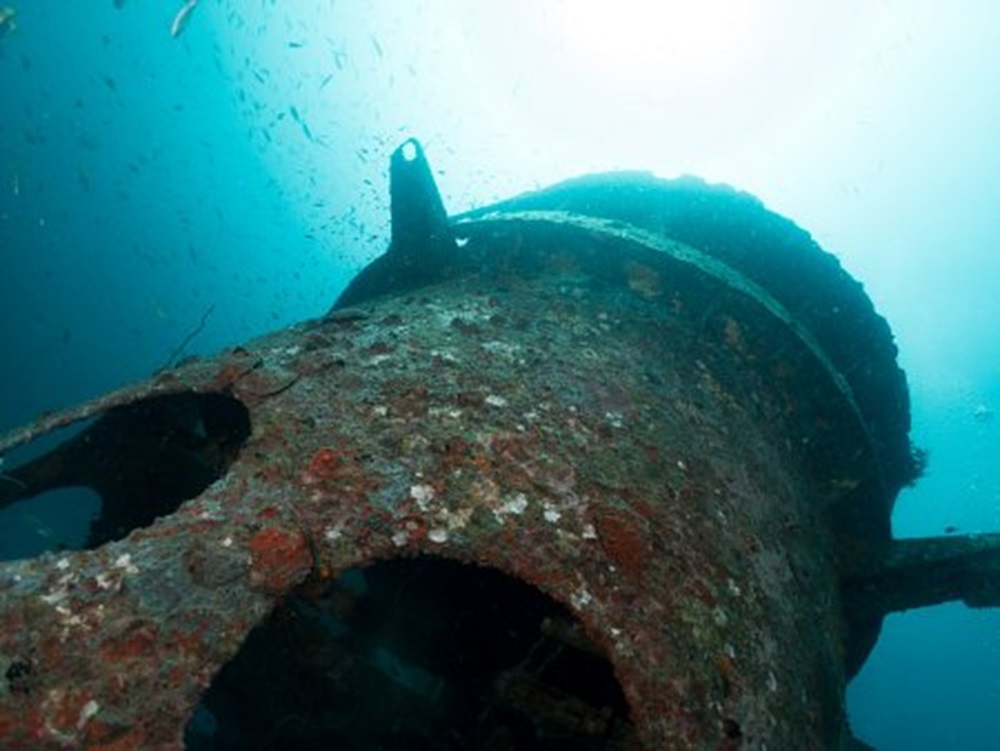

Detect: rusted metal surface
[0, 272, 841, 749]
[1, 140, 996, 750]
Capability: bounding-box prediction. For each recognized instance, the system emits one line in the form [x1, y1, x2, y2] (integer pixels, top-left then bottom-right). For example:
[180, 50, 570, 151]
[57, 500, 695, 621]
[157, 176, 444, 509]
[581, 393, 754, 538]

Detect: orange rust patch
[301, 448, 341, 483]
[248, 527, 313, 594]
[301, 446, 372, 488]
[101, 623, 159, 661]
[592, 508, 652, 580]
[84, 726, 146, 751]
[299, 445, 380, 502]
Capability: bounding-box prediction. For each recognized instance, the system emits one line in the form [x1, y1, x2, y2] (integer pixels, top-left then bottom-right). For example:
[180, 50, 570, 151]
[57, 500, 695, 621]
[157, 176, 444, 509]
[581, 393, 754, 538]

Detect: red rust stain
[399, 514, 429, 544]
[299, 446, 380, 502]
[174, 624, 210, 653]
[301, 447, 346, 484]
[592, 508, 652, 580]
[84, 726, 146, 751]
[630, 497, 656, 521]
[101, 623, 159, 661]
[0, 705, 44, 746]
[248, 527, 313, 594]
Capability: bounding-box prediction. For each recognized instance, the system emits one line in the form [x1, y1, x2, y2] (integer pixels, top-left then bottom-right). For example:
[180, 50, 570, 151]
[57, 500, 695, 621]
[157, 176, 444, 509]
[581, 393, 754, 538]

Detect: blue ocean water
[1, 2, 998, 749]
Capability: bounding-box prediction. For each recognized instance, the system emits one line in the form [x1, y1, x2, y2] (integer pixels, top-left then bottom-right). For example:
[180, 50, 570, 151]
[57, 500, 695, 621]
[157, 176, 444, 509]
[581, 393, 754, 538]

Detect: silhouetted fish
[170, 0, 198, 38]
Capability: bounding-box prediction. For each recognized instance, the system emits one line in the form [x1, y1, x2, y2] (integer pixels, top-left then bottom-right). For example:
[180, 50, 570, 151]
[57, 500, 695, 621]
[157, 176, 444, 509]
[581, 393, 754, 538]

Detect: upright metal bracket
[334, 139, 457, 309]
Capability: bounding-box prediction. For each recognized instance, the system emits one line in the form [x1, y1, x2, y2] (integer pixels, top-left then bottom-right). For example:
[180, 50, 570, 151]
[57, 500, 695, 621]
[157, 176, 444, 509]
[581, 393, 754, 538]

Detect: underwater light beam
[540, 0, 774, 94]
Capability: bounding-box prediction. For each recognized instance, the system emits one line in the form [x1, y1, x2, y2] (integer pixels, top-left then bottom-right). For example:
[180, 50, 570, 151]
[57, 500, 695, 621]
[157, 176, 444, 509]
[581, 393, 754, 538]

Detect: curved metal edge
[452, 209, 885, 502]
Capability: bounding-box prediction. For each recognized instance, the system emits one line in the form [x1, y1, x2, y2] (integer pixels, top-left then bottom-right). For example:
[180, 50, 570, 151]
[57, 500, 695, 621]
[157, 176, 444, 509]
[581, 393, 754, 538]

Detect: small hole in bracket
[400, 138, 419, 162]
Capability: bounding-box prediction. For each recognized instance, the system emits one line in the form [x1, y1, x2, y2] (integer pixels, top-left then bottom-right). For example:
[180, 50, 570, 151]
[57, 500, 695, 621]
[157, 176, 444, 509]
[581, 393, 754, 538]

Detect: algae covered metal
[1, 140, 998, 750]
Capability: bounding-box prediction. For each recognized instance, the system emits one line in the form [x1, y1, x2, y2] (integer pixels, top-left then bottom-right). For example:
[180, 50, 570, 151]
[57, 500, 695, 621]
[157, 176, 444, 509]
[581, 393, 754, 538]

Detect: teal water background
[1, 3, 998, 748]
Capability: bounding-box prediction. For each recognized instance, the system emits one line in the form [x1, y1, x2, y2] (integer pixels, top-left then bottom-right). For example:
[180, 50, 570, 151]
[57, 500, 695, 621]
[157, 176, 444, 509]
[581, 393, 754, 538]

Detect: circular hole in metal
[186, 555, 637, 750]
[0, 392, 250, 560]
[400, 138, 419, 162]
[0, 486, 100, 559]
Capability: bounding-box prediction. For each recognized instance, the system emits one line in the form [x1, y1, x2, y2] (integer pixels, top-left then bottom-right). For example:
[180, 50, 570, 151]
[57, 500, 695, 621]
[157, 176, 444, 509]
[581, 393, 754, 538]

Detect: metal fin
[333, 139, 457, 309]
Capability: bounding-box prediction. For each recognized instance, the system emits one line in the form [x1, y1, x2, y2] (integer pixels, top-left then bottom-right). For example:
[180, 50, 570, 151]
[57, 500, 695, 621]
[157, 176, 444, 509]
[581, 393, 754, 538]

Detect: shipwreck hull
[0, 141, 954, 750]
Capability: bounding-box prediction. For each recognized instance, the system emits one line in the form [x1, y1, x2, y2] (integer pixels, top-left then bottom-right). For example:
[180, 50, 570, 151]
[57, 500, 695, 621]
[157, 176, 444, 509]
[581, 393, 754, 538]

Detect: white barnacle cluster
[480, 340, 524, 365]
[112, 553, 140, 575]
[542, 502, 562, 523]
[492, 492, 529, 524]
[391, 529, 409, 547]
[604, 411, 625, 428]
[570, 584, 593, 610]
[394, 481, 473, 547]
[605, 625, 637, 659]
[40, 553, 140, 637]
[409, 483, 436, 510]
[39, 559, 89, 635]
[78, 698, 100, 729]
[40, 561, 76, 608]
[429, 348, 459, 365]
[427, 528, 449, 544]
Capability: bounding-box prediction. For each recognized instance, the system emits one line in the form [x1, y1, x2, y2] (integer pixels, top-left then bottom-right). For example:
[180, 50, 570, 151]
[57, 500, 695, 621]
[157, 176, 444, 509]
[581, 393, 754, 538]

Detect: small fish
[170, 0, 198, 39]
[973, 403, 995, 422]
